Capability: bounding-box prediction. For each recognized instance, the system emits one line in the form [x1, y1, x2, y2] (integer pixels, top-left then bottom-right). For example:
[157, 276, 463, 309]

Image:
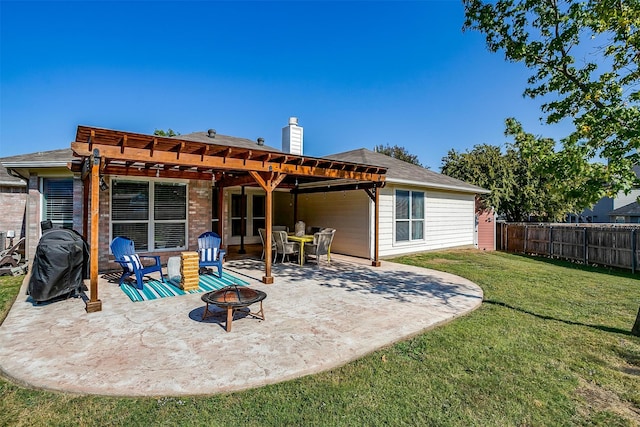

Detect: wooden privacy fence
[497, 223, 640, 273]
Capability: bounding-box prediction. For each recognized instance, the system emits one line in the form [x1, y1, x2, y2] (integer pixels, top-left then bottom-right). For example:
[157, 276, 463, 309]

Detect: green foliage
[441, 120, 594, 221]
[463, 0, 640, 200]
[153, 128, 180, 137]
[374, 144, 425, 167]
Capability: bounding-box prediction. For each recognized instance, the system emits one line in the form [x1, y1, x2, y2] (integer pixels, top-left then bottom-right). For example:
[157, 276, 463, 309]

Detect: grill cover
[28, 229, 89, 303]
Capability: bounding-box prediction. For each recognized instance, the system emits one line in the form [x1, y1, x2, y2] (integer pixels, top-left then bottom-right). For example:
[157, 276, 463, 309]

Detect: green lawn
[1, 250, 639, 426]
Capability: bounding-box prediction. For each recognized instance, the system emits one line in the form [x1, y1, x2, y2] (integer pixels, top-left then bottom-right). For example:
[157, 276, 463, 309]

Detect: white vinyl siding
[424, 191, 475, 249]
[378, 185, 475, 257]
[298, 190, 369, 258]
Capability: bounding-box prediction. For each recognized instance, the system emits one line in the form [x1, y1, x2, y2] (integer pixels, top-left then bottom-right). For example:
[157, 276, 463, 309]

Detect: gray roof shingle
[178, 131, 283, 153]
[609, 202, 640, 216]
[325, 148, 488, 193]
[1, 149, 74, 186]
[1, 148, 74, 165]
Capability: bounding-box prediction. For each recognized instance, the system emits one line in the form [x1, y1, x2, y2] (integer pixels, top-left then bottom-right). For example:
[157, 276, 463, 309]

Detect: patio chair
[198, 231, 225, 277]
[273, 230, 299, 263]
[304, 229, 336, 267]
[110, 236, 165, 290]
[0, 237, 25, 268]
[258, 228, 277, 261]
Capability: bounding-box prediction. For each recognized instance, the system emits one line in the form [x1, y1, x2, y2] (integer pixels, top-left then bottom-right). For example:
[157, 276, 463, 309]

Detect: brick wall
[96, 178, 214, 271]
[0, 191, 26, 250]
[188, 179, 212, 250]
[25, 175, 41, 260]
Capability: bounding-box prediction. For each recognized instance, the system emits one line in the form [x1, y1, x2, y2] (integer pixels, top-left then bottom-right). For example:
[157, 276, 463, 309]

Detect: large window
[395, 190, 424, 242]
[111, 179, 187, 251]
[43, 178, 74, 229]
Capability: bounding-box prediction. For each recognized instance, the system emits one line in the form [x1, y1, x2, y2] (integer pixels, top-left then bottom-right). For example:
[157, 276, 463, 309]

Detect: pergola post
[372, 185, 381, 267]
[86, 149, 102, 312]
[249, 171, 287, 284]
[264, 189, 274, 284]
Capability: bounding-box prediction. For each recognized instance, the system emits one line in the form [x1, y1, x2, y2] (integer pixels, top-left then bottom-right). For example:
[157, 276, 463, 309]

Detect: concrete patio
[0, 255, 483, 397]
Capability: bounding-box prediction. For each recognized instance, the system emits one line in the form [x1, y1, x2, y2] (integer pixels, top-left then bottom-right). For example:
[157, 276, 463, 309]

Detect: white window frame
[110, 177, 189, 252]
[40, 176, 74, 230]
[394, 189, 425, 244]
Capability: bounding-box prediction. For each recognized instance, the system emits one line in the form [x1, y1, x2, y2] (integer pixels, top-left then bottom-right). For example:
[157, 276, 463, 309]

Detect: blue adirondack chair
[110, 237, 165, 290]
[198, 231, 225, 277]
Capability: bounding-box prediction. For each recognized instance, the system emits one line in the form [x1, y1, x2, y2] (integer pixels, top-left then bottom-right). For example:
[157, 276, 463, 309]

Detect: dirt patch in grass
[575, 378, 640, 423]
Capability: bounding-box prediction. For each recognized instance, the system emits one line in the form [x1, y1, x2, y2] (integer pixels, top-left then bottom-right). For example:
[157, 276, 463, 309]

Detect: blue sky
[0, 1, 571, 170]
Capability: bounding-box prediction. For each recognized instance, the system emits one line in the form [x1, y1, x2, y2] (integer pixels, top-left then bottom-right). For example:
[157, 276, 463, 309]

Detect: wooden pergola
[70, 126, 387, 313]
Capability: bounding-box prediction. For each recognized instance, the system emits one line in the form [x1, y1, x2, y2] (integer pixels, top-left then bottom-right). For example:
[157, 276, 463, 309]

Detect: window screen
[43, 178, 74, 229]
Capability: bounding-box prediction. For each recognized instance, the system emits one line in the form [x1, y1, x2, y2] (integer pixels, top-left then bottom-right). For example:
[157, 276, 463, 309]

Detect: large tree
[463, 0, 640, 201]
[442, 118, 594, 221]
[374, 144, 424, 167]
[464, 0, 640, 336]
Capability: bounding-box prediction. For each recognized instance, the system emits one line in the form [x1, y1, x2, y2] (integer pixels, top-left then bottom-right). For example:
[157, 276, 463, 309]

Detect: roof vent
[257, 137, 265, 146]
[207, 129, 216, 138]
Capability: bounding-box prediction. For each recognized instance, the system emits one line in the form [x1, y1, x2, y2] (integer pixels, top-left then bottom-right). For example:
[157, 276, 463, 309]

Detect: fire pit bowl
[201, 285, 266, 332]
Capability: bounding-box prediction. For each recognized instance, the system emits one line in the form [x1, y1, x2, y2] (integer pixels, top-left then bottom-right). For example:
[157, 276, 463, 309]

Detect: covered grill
[28, 229, 89, 303]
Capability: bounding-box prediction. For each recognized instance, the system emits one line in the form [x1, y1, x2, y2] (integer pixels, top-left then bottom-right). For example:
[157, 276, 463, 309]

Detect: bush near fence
[497, 223, 640, 273]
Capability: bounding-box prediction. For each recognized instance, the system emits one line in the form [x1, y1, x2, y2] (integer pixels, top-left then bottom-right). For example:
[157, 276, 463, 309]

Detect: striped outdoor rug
[120, 272, 249, 302]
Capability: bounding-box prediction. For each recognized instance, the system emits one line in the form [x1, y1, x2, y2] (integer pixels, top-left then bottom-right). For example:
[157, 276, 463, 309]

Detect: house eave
[386, 177, 490, 194]
[2, 161, 70, 168]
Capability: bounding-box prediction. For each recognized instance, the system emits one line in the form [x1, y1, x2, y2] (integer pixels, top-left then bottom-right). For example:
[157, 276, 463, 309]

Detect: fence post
[505, 223, 508, 252]
[632, 229, 637, 274]
[524, 225, 528, 254]
[549, 226, 553, 257]
[583, 227, 588, 265]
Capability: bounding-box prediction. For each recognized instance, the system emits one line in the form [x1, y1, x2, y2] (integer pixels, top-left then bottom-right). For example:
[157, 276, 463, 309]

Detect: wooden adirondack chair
[110, 237, 165, 290]
[198, 231, 225, 278]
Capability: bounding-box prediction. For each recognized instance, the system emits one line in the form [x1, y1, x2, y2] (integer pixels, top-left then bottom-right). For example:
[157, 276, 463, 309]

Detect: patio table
[286, 234, 314, 265]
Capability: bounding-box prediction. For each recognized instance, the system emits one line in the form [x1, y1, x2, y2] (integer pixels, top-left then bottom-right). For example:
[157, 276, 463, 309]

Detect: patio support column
[86, 149, 102, 312]
[250, 171, 287, 284]
[372, 185, 381, 267]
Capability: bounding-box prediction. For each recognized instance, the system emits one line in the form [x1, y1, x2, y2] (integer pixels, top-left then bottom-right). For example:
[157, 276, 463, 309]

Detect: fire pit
[201, 285, 266, 332]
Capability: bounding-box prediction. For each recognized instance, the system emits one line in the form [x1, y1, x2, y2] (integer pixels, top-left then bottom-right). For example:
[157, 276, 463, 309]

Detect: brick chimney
[282, 117, 303, 155]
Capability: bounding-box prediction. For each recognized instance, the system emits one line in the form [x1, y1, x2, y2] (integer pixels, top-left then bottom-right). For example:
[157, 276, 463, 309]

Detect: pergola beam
[71, 142, 385, 183]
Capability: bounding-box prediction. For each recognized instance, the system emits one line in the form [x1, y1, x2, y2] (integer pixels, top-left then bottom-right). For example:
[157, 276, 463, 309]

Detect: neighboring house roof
[609, 202, 640, 217]
[325, 148, 489, 194]
[179, 131, 283, 153]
